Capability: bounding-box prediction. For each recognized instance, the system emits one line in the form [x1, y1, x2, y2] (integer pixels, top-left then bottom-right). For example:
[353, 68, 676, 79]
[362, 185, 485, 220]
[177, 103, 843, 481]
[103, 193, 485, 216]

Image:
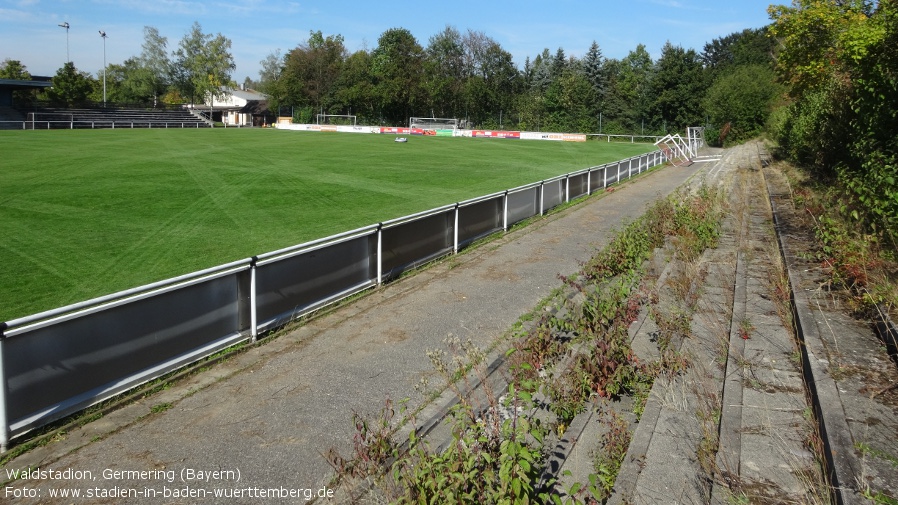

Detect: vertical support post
[503, 191, 509, 231]
[249, 258, 258, 342]
[453, 204, 459, 254]
[587, 170, 592, 195]
[565, 176, 570, 203]
[0, 328, 9, 453]
[603, 165, 608, 188]
[539, 182, 545, 215]
[376, 224, 383, 285]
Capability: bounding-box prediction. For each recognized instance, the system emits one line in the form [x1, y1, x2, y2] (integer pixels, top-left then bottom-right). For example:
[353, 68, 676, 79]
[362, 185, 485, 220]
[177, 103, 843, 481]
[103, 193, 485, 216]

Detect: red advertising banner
[472, 130, 521, 139]
[378, 127, 428, 135]
[379, 127, 411, 134]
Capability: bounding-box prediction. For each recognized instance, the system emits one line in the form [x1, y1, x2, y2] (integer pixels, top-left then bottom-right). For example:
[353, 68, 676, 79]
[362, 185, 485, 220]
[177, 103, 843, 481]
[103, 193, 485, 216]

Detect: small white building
[204, 87, 271, 126]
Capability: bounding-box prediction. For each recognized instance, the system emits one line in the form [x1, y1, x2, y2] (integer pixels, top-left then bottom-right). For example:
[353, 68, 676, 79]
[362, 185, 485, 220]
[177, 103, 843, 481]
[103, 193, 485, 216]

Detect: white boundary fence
[0, 149, 669, 451]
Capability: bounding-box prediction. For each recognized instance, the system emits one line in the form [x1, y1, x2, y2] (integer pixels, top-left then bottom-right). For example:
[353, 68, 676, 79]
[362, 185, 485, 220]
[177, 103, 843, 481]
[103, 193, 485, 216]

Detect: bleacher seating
[0, 106, 25, 129]
[16, 107, 213, 129]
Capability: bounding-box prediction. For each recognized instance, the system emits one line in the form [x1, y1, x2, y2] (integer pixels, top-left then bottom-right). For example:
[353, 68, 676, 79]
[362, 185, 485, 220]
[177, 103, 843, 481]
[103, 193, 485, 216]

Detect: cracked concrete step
[712, 166, 822, 504]
[611, 142, 828, 505]
[765, 165, 898, 504]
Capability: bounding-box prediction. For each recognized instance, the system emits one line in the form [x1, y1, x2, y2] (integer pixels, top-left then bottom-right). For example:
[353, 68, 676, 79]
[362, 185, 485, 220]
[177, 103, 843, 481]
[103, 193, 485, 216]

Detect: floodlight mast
[99, 30, 107, 106]
[58, 22, 70, 63]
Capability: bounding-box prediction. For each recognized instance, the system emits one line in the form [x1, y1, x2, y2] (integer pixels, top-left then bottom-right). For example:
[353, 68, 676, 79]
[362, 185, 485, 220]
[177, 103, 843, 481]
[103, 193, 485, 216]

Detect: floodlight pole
[99, 31, 107, 107]
[58, 22, 70, 63]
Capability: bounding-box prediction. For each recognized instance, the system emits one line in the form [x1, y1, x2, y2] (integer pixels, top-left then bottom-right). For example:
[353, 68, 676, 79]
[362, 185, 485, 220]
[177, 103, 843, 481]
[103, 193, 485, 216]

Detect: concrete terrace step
[610, 143, 828, 504]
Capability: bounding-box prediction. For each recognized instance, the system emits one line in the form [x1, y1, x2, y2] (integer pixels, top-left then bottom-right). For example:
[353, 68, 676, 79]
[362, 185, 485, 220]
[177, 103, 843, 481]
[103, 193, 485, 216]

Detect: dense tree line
[767, 0, 898, 243]
[2, 21, 778, 138]
[249, 25, 779, 136]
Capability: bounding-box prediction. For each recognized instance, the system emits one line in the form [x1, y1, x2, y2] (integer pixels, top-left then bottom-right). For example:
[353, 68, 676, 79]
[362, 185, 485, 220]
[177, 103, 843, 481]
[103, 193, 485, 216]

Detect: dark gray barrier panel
[542, 178, 565, 213]
[608, 160, 626, 185]
[506, 184, 541, 228]
[457, 194, 504, 249]
[380, 207, 455, 280]
[568, 171, 590, 201]
[254, 228, 378, 330]
[589, 166, 607, 193]
[2, 266, 247, 439]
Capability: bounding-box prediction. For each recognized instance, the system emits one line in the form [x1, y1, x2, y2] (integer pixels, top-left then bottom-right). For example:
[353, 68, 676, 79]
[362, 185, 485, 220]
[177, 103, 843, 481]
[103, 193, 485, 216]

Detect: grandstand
[13, 106, 212, 129]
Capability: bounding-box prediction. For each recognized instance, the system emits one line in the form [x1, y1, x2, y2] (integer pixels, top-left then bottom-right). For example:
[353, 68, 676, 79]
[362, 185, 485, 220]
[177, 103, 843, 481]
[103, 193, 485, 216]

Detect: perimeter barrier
[0, 149, 668, 450]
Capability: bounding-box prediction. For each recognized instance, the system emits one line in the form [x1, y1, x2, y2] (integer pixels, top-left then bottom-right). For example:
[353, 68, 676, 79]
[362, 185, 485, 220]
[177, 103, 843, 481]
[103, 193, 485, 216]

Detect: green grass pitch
[0, 129, 654, 320]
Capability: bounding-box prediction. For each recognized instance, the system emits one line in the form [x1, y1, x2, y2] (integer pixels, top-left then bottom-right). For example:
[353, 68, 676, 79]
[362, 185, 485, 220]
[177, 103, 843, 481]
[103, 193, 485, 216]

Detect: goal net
[409, 117, 458, 131]
[316, 114, 357, 126]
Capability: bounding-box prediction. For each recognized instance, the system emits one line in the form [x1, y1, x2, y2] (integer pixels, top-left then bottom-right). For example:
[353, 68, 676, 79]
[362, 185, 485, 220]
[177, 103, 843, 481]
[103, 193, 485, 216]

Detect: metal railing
[0, 120, 209, 130]
[0, 150, 667, 450]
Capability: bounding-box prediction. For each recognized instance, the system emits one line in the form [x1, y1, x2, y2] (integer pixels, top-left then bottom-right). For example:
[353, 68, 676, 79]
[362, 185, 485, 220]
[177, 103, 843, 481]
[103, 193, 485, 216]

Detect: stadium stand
[0, 106, 25, 129]
[15, 106, 213, 129]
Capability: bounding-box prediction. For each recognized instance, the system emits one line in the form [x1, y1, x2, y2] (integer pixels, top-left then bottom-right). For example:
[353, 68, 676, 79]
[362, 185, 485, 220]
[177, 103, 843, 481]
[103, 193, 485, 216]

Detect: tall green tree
[371, 27, 425, 124]
[604, 44, 654, 133]
[102, 57, 156, 104]
[282, 31, 347, 113]
[461, 31, 519, 127]
[172, 22, 236, 106]
[46, 62, 95, 107]
[332, 49, 376, 122]
[138, 27, 171, 106]
[703, 64, 781, 143]
[651, 42, 706, 133]
[424, 25, 466, 118]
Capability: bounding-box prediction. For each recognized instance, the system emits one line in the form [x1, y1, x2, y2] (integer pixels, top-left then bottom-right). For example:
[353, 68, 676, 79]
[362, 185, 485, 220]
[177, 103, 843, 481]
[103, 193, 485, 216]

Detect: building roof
[0, 79, 53, 90]
[226, 88, 267, 101]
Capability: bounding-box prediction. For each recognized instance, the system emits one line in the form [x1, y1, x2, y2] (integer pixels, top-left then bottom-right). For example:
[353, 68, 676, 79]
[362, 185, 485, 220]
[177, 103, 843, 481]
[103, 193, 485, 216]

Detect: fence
[3, 120, 209, 129]
[0, 150, 667, 450]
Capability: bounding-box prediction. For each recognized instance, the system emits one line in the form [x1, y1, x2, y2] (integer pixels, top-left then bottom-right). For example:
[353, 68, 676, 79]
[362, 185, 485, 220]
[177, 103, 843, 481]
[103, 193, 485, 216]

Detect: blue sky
[1, 0, 778, 81]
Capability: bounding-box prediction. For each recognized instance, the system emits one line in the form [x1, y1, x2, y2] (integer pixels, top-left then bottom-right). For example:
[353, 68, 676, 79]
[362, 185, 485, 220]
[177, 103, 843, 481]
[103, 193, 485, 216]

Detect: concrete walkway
[2, 157, 706, 503]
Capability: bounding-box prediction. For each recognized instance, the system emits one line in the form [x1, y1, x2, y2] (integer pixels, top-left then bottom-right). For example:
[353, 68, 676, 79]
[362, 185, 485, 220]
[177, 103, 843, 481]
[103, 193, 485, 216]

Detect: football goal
[409, 117, 459, 131]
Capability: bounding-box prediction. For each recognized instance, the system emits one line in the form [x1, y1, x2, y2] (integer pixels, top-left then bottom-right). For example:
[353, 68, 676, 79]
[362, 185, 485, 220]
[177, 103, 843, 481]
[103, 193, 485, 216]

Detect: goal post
[316, 114, 357, 126]
[409, 117, 459, 131]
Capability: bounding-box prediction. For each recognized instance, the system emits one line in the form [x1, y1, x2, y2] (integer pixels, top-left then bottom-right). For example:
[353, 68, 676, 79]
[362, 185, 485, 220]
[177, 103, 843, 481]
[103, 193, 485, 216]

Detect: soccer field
[0, 128, 655, 320]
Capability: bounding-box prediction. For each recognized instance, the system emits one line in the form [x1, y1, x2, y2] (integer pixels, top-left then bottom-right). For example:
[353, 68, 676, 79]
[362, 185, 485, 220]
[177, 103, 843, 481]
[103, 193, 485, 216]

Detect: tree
[1, 59, 35, 105]
[371, 27, 425, 124]
[604, 44, 654, 132]
[424, 25, 466, 118]
[459, 32, 519, 127]
[172, 22, 236, 106]
[0, 59, 30, 80]
[257, 50, 288, 115]
[703, 64, 781, 143]
[281, 31, 347, 113]
[651, 42, 706, 133]
[46, 62, 95, 107]
[528, 48, 554, 92]
[102, 57, 156, 104]
[582, 41, 606, 99]
[768, 0, 897, 241]
[544, 68, 595, 132]
[333, 49, 375, 123]
[702, 28, 775, 86]
[139, 26, 171, 106]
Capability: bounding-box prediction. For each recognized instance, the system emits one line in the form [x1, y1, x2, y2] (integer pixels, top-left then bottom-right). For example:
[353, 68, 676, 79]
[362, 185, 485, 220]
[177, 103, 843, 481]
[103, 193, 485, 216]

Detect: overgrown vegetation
[768, 0, 898, 254]
[781, 162, 898, 320]
[336, 184, 724, 503]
